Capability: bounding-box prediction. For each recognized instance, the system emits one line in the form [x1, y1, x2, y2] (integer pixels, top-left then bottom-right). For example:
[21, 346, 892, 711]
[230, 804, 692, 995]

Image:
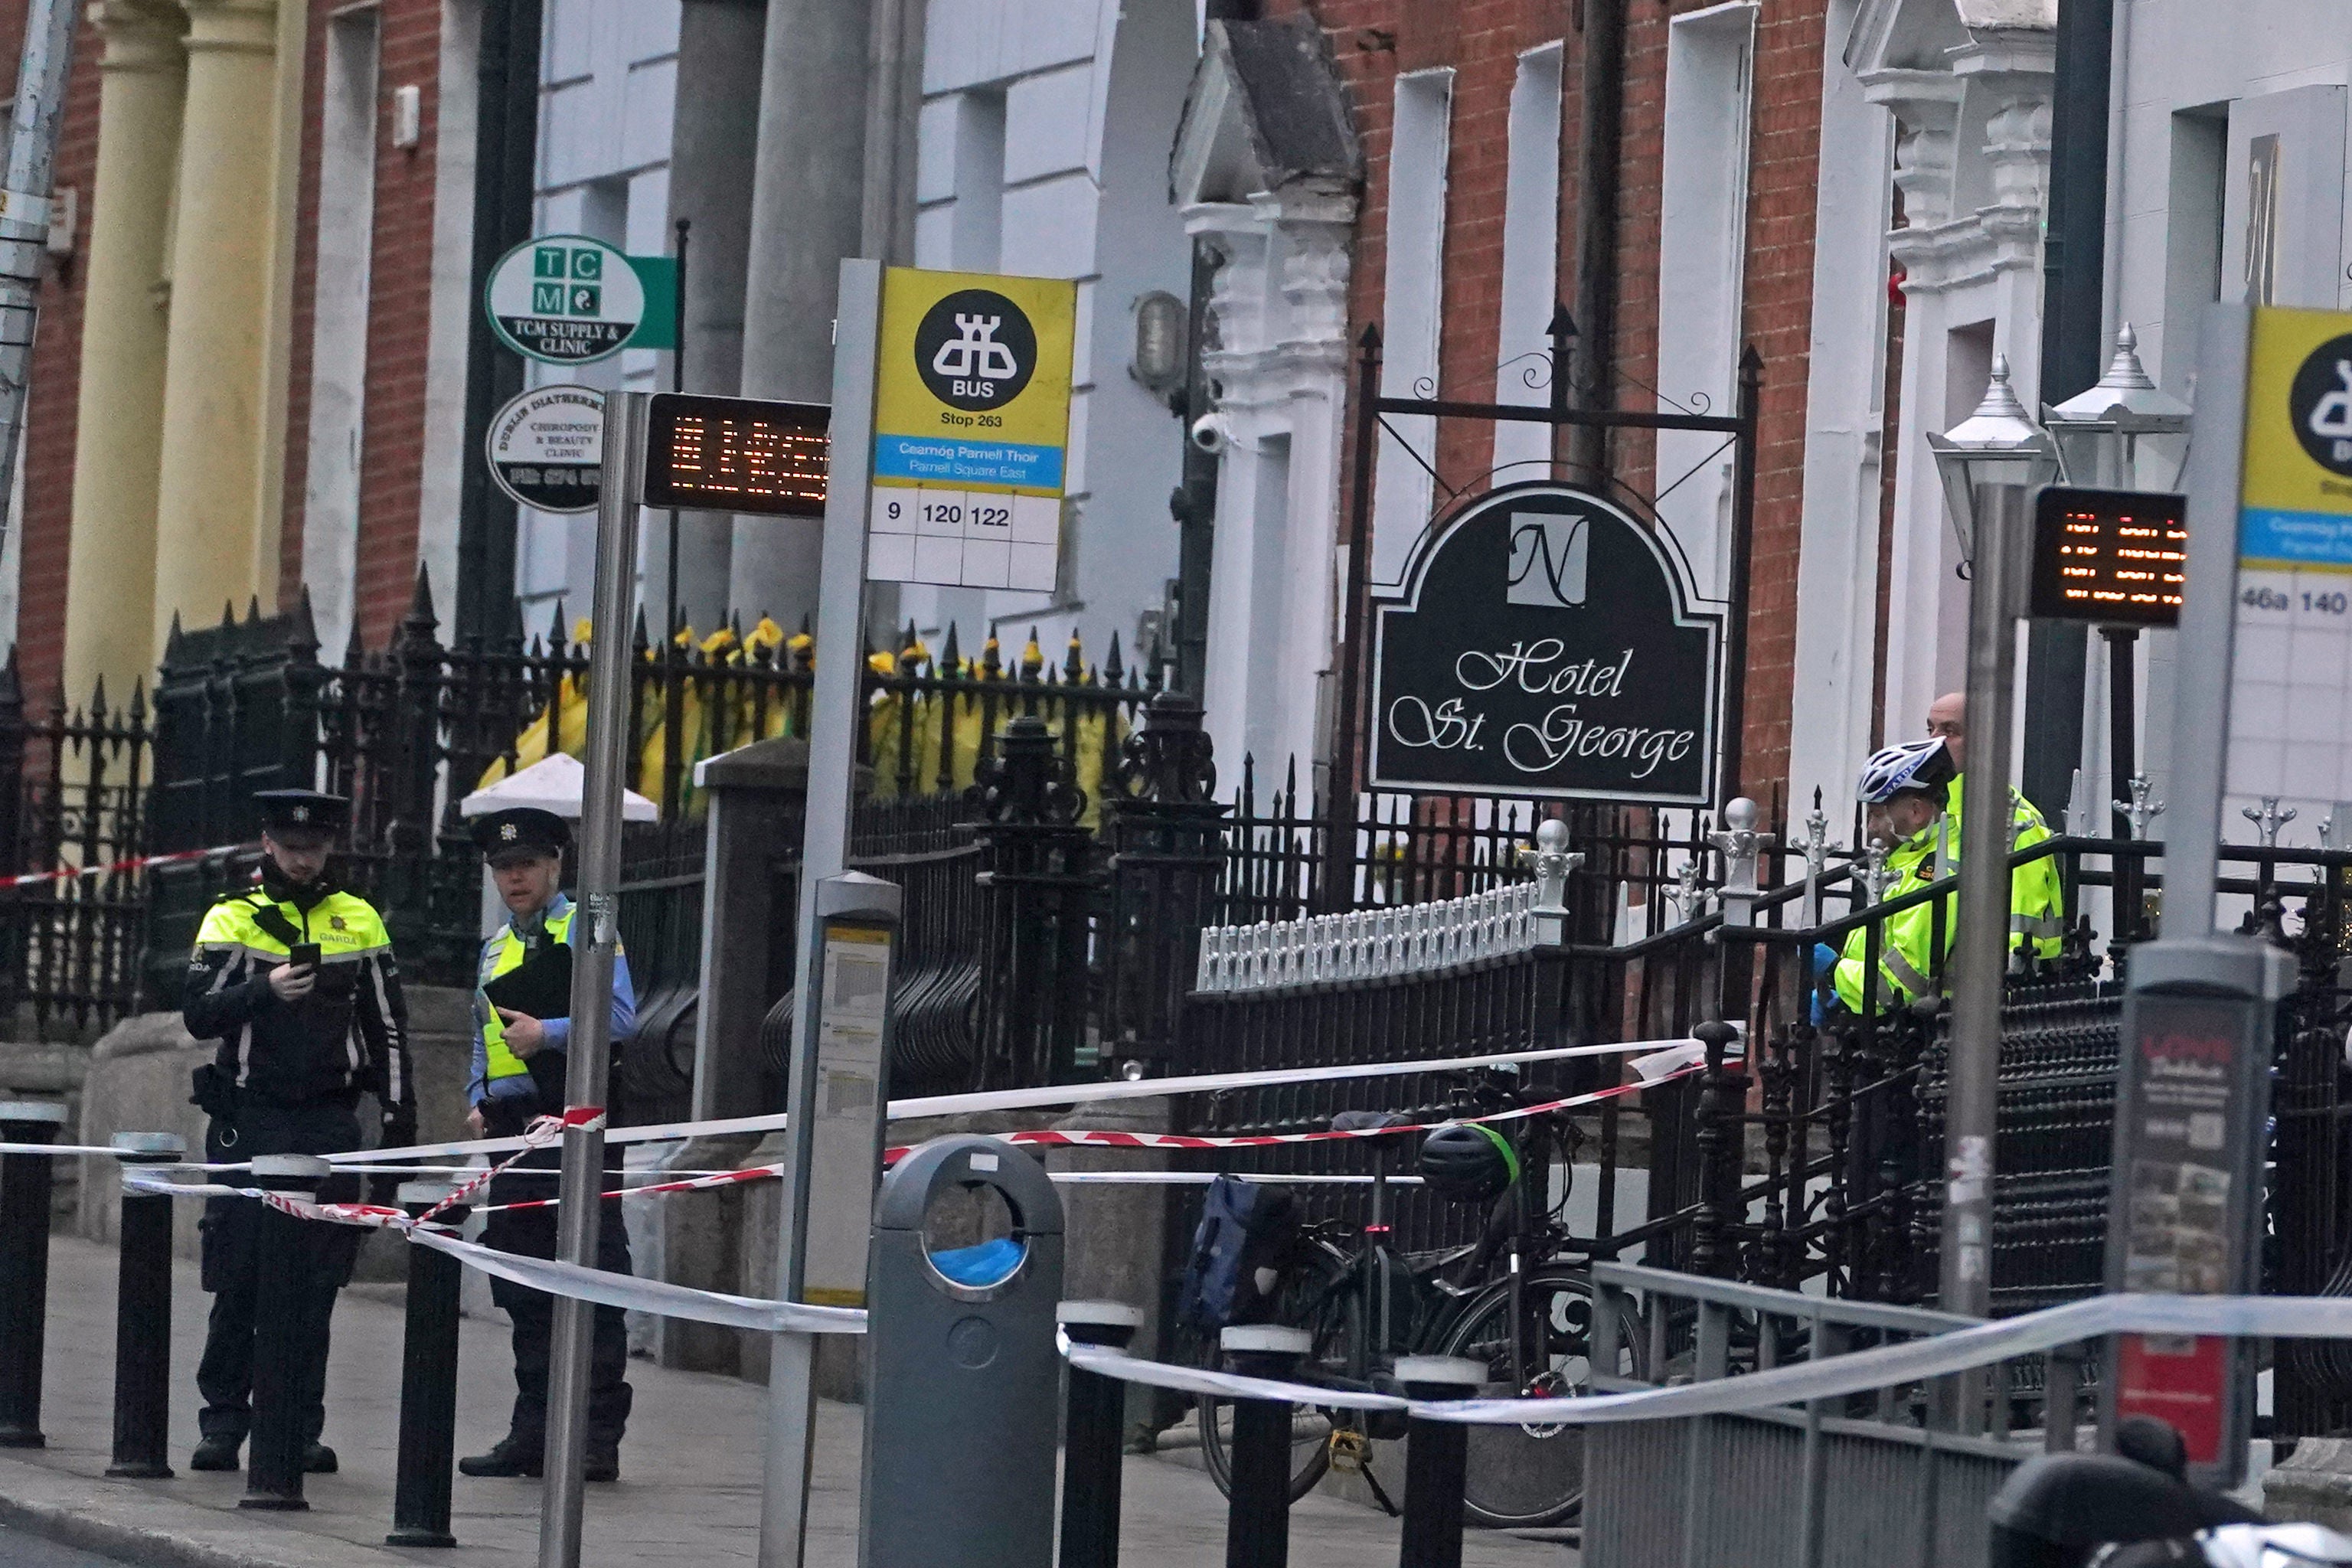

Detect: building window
[952, 88, 1007, 273]
[300, 5, 384, 660]
[1653, 0, 1757, 597]
[1370, 67, 1453, 588]
[1494, 43, 1562, 482]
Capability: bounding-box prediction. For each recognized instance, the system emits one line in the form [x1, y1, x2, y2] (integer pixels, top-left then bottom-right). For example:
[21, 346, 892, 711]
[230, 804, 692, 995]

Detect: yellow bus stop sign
[864, 268, 1077, 592]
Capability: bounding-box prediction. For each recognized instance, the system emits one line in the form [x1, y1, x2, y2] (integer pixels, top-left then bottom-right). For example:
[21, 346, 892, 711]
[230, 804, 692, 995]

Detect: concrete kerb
[0, 1455, 394, 1568]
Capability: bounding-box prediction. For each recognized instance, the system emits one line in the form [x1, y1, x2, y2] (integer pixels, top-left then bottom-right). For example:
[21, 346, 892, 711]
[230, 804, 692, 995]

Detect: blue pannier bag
[1176, 1175, 1298, 1334]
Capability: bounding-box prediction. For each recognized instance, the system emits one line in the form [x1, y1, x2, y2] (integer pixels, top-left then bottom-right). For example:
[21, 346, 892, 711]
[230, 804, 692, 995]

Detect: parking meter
[2101, 934, 2292, 1488]
[860, 1135, 1065, 1568]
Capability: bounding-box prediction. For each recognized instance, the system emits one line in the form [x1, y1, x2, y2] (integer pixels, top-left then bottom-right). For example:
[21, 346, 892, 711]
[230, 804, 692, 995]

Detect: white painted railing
[1193, 819, 1584, 996]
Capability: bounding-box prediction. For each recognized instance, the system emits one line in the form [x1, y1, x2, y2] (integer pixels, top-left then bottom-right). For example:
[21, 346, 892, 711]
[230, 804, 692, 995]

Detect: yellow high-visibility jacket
[1833, 782, 2066, 1012]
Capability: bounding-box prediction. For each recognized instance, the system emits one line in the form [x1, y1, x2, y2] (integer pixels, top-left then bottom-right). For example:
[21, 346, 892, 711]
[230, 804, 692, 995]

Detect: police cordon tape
[108, 1150, 2352, 1421]
[0, 1033, 1717, 1165]
[1062, 1290, 2352, 1427]
[115, 1167, 867, 1335]
[0, 838, 251, 890]
[108, 1070, 1696, 1216]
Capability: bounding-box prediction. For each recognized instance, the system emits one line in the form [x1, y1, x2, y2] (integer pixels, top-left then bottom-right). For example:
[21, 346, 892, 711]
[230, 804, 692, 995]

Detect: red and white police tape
[0, 1034, 1724, 1165]
[0, 839, 250, 890]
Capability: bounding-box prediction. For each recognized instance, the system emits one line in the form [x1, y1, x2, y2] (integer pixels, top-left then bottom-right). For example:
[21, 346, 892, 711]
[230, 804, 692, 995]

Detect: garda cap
[253, 789, 350, 841]
[469, 806, 572, 867]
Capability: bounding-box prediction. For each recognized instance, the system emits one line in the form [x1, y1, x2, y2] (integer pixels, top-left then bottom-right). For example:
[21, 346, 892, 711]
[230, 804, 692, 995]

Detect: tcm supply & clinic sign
[1367, 484, 1723, 805]
[483, 234, 677, 364]
[864, 268, 1076, 593]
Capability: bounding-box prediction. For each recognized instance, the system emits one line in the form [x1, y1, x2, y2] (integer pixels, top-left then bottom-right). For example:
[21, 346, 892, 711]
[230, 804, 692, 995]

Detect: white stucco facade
[2101, 2, 2352, 846]
[519, 0, 681, 626]
[892, 0, 1197, 671]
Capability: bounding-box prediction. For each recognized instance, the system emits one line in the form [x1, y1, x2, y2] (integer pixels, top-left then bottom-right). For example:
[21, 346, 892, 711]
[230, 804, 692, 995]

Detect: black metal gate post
[108, 1132, 186, 1477]
[1394, 1356, 1485, 1568]
[971, 715, 1100, 1088]
[240, 1154, 329, 1511]
[1322, 325, 1384, 913]
[1057, 1302, 1142, 1568]
[1220, 1325, 1310, 1568]
[0, 1100, 66, 1446]
[389, 1182, 467, 1547]
[1719, 348, 1763, 804]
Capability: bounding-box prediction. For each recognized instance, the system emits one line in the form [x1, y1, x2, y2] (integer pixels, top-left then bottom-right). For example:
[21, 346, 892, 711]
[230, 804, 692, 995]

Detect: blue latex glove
[1809, 942, 1840, 1026]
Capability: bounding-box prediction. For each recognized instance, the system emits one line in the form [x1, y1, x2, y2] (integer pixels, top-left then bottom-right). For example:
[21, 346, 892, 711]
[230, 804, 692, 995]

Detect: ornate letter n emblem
[1506, 513, 1589, 609]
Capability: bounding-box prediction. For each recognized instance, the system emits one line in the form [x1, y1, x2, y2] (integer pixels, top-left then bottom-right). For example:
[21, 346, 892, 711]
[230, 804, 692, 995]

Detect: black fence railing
[0, 657, 155, 1041]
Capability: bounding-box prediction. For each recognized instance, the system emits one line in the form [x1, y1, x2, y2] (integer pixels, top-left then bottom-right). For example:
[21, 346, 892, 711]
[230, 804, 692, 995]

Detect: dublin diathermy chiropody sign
[1367, 483, 1723, 805]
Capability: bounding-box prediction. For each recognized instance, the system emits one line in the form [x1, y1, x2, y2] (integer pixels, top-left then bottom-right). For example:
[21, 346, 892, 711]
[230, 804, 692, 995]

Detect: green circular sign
[483, 234, 645, 364]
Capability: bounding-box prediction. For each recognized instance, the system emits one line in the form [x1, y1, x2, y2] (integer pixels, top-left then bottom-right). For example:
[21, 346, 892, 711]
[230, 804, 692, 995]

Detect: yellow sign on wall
[866, 267, 1077, 591]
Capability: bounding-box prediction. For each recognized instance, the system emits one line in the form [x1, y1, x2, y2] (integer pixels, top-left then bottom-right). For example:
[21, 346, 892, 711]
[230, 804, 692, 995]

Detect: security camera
[1189, 413, 1230, 455]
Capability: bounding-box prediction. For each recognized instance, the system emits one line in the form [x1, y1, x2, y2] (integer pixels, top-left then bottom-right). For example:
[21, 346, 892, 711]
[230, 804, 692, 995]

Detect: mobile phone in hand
[288, 942, 321, 971]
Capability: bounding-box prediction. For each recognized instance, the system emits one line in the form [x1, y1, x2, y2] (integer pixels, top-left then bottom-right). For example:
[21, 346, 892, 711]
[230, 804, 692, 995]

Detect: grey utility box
[858, 1135, 1066, 1568]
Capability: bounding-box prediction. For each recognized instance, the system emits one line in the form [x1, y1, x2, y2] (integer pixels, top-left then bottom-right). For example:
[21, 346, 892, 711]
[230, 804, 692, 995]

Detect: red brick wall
[280, 0, 443, 652]
[1265, 0, 1828, 806]
[10, 6, 103, 705]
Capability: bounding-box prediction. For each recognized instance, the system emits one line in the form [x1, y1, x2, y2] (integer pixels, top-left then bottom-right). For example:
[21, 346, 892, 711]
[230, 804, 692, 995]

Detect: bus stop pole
[758, 256, 884, 1568]
[2163, 301, 2253, 941]
[537, 387, 649, 1568]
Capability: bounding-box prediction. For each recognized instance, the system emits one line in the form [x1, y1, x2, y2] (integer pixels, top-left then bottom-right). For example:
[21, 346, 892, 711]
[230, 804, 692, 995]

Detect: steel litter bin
[859, 1135, 1065, 1568]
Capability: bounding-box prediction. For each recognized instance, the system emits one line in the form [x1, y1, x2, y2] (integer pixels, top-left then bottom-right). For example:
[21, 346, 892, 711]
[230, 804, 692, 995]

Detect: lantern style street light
[2042, 322, 2194, 492]
[1926, 354, 2061, 570]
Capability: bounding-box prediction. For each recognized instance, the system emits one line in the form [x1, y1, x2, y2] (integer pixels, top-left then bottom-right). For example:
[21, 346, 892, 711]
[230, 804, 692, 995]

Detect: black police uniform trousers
[196, 1099, 365, 1446]
[481, 1097, 633, 1455]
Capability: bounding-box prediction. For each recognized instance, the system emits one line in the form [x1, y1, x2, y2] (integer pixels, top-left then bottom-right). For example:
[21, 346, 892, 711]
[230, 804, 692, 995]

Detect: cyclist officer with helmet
[1823, 738, 2063, 1015]
[182, 789, 413, 1475]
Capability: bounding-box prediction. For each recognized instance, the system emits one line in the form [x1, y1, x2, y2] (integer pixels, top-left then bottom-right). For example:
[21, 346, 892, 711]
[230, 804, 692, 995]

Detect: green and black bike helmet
[1417, 1122, 1520, 1202]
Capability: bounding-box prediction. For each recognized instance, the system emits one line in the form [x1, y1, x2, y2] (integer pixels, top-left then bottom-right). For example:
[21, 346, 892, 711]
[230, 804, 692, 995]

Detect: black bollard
[388, 1182, 466, 1548]
[1220, 1325, 1312, 1568]
[1057, 1301, 1143, 1568]
[108, 1132, 188, 1478]
[0, 1101, 67, 1447]
[1393, 1357, 1485, 1568]
[241, 1154, 329, 1512]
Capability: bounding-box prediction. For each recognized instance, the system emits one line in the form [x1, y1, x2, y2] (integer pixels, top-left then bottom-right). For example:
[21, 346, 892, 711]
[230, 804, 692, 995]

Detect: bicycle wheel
[1426, 1266, 1645, 1530]
[1191, 1239, 1362, 1504]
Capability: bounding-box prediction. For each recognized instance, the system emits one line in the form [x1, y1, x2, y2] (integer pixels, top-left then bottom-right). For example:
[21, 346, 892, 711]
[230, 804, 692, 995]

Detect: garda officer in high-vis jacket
[1826, 739, 2066, 1014]
[182, 789, 412, 1475]
[458, 806, 636, 1484]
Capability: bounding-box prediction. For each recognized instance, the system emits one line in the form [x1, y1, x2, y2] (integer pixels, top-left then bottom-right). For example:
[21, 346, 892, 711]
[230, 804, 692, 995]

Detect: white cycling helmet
[2196, 1524, 2352, 1566]
[1855, 738, 1955, 805]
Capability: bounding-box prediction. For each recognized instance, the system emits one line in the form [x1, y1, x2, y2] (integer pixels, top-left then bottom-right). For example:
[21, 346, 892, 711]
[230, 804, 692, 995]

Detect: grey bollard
[242, 1154, 331, 1512]
[109, 1132, 187, 1478]
[1057, 1300, 1142, 1568]
[1393, 1357, 1486, 1568]
[388, 1182, 466, 1548]
[861, 1135, 1065, 1568]
[1220, 1325, 1312, 1568]
[0, 1101, 67, 1447]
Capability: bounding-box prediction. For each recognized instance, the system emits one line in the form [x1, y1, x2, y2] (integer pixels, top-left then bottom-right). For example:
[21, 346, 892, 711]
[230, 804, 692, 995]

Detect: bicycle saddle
[1330, 1109, 1418, 1133]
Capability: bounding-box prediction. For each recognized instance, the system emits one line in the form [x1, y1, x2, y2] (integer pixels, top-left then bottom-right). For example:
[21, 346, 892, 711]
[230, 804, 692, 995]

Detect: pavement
[0, 1237, 1569, 1568]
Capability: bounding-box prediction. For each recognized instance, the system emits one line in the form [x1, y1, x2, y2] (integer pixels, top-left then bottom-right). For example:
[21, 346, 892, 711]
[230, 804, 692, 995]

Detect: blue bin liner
[927, 1236, 1026, 1287]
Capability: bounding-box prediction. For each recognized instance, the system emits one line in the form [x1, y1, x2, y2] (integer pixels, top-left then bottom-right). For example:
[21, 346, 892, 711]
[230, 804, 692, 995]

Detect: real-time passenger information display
[2028, 485, 2187, 628]
[639, 393, 830, 517]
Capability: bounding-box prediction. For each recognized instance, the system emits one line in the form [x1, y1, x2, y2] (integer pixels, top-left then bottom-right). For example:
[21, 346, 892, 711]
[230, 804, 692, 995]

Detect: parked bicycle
[1177, 1067, 1648, 1529]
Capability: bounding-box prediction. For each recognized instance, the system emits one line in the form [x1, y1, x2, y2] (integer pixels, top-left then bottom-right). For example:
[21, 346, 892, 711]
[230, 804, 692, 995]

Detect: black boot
[585, 1446, 619, 1484]
[458, 1436, 543, 1478]
[189, 1434, 240, 1472]
[303, 1442, 338, 1475]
